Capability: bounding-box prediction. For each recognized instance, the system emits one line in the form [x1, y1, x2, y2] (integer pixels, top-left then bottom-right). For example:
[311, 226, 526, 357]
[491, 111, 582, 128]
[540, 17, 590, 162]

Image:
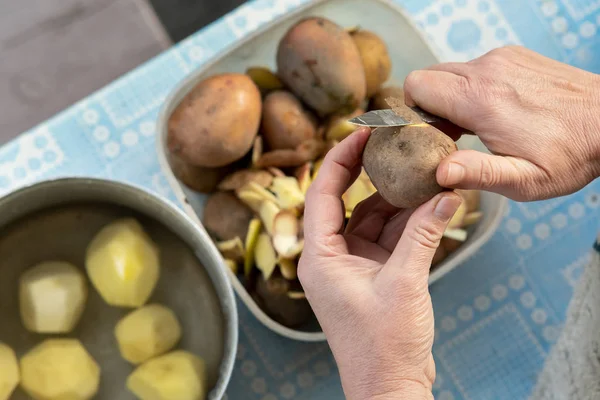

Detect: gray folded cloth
[529, 235, 600, 400]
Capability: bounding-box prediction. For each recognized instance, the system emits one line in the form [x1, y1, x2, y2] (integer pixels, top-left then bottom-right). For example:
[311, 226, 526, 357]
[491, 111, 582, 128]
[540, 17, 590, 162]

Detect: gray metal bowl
[0, 178, 237, 400]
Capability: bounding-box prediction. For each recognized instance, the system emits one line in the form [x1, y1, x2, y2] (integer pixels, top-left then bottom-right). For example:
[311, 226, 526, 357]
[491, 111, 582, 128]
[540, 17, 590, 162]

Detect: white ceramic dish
[156, 0, 508, 341]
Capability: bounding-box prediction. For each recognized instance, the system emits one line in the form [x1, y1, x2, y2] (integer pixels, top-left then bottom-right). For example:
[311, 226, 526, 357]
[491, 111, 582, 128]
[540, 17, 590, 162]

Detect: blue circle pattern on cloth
[1, 0, 600, 399]
[447, 20, 482, 52]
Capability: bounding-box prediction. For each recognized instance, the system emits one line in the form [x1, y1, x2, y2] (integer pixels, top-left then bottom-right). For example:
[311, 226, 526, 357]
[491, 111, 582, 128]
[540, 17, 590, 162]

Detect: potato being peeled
[350, 30, 391, 97]
[363, 124, 457, 209]
[19, 261, 88, 334]
[0, 343, 19, 400]
[20, 339, 100, 400]
[277, 17, 366, 116]
[261, 90, 317, 150]
[167, 73, 261, 168]
[86, 218, 160, 308]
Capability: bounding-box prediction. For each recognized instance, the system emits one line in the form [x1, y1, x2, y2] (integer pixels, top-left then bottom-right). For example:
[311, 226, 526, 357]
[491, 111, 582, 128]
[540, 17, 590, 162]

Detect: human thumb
[437, 150, 531, 198]
[382, 192, 462, 288]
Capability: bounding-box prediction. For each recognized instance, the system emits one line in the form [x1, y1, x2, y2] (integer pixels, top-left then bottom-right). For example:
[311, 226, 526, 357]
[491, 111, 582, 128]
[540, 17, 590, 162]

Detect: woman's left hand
[298, 127, 462, 400]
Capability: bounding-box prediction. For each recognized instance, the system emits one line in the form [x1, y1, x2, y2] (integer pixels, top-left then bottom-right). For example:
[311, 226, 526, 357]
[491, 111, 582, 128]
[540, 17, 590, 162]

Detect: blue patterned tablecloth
[2, 1, 600, 399]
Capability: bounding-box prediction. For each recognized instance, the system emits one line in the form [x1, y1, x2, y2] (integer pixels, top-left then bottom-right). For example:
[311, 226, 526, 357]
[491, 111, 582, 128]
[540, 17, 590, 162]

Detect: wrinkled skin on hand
[299, 127, 461, 400]
[299, 46, 600, 400]
[405, 45, 600, 201]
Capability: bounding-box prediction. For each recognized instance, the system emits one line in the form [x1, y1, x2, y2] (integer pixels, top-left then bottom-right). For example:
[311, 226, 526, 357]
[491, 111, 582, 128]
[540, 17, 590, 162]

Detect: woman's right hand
[404, 45, 600, 201]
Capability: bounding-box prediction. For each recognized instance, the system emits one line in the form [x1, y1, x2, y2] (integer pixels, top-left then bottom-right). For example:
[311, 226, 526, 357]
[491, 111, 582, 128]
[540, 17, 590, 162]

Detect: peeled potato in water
[127, 350, 207, 400]
[115, 304, 182, 364]
[0, 343, 19, 400]
[19, 261, 88, 334]
[86, 218, 160, 308]
[20, 339, 100, 400]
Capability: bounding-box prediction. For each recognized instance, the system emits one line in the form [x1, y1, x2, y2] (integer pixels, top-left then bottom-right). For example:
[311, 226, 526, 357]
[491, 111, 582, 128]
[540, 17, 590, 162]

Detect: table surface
[2, 0, 600, 399]
[0, 0, 171, 144]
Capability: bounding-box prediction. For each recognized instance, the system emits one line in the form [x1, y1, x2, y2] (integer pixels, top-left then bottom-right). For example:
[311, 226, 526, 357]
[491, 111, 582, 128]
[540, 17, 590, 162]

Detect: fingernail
[435, 194, 462, 220]
[445, 162, 465, 186]
[355, 126, 371, 135]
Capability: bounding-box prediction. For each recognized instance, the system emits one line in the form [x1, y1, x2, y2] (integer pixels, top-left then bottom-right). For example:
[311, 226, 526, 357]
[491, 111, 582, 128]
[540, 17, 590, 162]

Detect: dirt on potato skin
[362, 125, 457, 209]
[276, 17, 366, 117]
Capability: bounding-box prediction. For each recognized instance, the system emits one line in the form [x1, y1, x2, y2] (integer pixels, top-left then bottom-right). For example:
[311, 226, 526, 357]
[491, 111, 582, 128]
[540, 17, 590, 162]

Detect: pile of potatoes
[167, 16, 483, 328]
[0, 218, 207, 400]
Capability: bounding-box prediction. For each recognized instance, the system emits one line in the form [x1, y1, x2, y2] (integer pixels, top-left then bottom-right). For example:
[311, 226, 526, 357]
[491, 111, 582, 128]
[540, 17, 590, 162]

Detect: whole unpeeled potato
[203, 192, 254, 241]
[169, 152, 235, 193]
[261, 90, 317, 150]
[167, 73, 261, 168]
[350, 30, 392, 97]
[277, 17, 366, 117]
[363, 124, 457, 208]
[254, 274, 312, 327]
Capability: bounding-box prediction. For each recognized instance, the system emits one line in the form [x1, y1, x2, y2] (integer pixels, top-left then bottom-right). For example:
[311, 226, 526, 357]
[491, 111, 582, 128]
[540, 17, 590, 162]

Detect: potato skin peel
[369, 86, 404, 111]
[362, 125, 457, 208]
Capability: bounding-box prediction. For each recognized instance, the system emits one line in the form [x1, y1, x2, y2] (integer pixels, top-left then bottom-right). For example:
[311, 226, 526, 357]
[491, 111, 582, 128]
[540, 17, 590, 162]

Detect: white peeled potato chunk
[19, 261, 88, 334]
[86, 218, 160, 308]
[20, 339, 100, 400]
[127, 350, 207, 400]
[0, 342, 19, 400]
[115, 303, 182, 364]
